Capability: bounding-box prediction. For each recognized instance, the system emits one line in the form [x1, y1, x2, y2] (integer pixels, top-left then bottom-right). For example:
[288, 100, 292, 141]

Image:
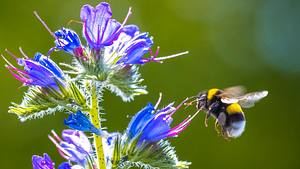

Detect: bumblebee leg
[204, 113, 211, 127]
[214, 120, 221, 135]
[221, 128, 230, 140]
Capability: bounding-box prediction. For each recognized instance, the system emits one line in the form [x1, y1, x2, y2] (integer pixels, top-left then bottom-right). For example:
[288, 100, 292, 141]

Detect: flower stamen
[33, 11, 56, 39]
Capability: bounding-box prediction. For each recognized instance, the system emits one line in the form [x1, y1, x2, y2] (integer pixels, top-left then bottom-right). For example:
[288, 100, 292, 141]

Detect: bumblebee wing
[220, 86, 246, 104]
[237, 90, 268, 108]
[221, 97, 239, 104]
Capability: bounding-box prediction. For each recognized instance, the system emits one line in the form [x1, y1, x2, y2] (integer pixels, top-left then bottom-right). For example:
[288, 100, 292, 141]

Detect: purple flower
[105, 24, 153, 65]
[48, 130, 92, 164]
[80, 2, 130, 49]
[3, 52, 65, 90]
[54, 28, 83, 56]
[32, 153, 54, 169]
[126, 97, 199, 144]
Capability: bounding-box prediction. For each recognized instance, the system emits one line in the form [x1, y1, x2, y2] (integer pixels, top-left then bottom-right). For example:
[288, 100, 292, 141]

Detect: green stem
[89, 82, 106, 169]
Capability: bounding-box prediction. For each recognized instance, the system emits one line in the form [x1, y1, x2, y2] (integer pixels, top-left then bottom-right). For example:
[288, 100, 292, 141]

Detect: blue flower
[80, 2, 126, 49]
[105, 24, 153, 65]
[64, 110, 101, 135]
[48, 130, 92, 165]
[126, 97, 199, 144]
[58, 162, 84, 169]
[54, 28, 83, 56]
[116, 25, 153, 64]
[126, 103, 155, 139]
[58, 162, 71, 169]
[34, 53, 64, 79]
[32, 153, 54, 169]
[4, 52, 65, 90]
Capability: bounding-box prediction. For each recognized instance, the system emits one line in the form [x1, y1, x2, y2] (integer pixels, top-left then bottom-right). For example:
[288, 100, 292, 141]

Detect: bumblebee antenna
[184, 95, 198, 107]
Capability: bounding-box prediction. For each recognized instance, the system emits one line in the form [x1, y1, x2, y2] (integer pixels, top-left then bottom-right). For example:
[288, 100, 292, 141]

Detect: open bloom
[80, 2, 129, 49]
[3, 52, 65, 90]
[104, 24, 153, 65]
[48, 130, 92, 165]
[126, 96, 199, 144]
[32, 153, 54, 169]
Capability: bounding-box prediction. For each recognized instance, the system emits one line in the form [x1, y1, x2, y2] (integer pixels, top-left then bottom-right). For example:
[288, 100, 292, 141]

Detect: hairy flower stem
[89, 82, 106, 169]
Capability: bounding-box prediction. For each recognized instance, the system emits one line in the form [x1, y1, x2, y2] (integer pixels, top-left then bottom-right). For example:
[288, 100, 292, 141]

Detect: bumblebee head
[196, 92, 208, 110]
[224, 113, 246, 138]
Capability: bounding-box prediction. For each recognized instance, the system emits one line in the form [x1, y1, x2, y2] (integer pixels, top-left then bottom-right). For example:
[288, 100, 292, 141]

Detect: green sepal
[68, 81, 86, 108]
[8, 80, 88, 121]
[107, 66, 148, 102]
[113, 133, 191, 169]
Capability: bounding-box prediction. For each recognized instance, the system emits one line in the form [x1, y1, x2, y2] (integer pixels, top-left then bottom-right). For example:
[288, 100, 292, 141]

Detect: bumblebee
[188, 86, 268, 139]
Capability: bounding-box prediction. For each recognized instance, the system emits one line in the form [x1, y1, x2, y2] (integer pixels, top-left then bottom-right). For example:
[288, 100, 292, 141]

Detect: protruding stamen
[1, 54, 16, 68]
[121, 7, 132, 27]
[19, 47, 29, 59]
[153, 46, 160, 58]
[155, 51, 189, 62]
[47, 47, 57, 56]
[154, 92, 163, 110]
[167, 97, 189, 120]
[169, 109, 200, 135]
[5, 49, 19, 61]
[33, 11, 56, 39]
[51, 130, 62, 142]
[48, 134, 71, 158]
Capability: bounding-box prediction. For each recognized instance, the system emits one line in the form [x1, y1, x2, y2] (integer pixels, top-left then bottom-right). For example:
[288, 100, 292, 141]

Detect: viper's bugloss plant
[3, 2, 207, 169]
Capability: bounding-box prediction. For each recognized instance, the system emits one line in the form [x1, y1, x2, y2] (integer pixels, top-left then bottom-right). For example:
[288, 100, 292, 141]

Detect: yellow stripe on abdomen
[226, 103, 243, 114]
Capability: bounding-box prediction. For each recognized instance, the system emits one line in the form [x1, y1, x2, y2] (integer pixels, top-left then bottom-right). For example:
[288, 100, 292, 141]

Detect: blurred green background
[0, 0, 299, 168]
